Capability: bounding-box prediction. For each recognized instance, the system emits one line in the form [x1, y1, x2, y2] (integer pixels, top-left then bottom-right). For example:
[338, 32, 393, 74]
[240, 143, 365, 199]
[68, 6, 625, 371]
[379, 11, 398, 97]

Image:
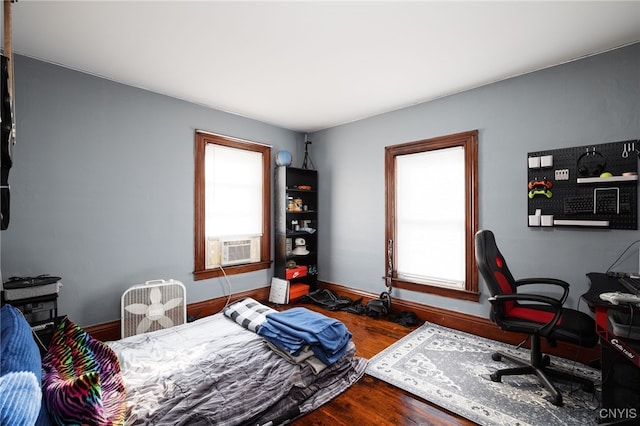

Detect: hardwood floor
[288, 303, 476, 426]
[84, 286, 599, 425]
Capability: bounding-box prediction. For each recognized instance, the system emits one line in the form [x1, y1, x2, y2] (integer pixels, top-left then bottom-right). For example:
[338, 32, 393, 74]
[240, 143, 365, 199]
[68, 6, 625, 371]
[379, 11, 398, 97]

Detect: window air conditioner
[221, 237, 260, 266]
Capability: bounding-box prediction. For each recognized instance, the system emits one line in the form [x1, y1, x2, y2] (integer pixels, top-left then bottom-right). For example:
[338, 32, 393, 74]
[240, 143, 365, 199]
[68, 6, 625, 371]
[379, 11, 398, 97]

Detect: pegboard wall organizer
[527, 139, 638, 230]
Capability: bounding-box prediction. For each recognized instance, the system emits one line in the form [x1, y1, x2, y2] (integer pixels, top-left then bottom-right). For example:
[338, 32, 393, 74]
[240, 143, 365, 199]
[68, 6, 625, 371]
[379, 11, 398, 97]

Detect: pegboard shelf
[577, 175, 638, 184]
[553, 219, 610, 227]
[527, 139, 638, 230]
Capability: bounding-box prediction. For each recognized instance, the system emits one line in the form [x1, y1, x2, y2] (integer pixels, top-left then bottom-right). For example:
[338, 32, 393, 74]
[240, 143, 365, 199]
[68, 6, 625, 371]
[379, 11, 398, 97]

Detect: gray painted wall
[2, 44, 638, 327]
[1, 55, 303, 327]
[310, 43, 640, 317]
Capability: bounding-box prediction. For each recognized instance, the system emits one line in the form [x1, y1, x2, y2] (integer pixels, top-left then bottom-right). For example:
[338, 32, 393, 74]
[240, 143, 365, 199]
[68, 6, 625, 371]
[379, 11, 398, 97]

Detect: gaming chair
[474, 229, 598, 406]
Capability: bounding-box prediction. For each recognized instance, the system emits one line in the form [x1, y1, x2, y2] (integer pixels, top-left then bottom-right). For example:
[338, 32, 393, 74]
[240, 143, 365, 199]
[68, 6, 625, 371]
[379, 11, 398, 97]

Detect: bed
[1, 299, 366, 426]
[106, 298, 368, 425]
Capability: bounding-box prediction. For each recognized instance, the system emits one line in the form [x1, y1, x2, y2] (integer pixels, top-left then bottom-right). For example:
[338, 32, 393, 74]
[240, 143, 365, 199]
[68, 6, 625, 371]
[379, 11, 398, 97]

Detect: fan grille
[121, 279, 186, 338]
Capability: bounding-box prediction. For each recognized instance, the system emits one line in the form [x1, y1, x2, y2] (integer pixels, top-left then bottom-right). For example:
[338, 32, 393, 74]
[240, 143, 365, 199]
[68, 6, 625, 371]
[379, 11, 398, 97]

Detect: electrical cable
[565, 298, 582, 393]
[515, 336, 529, 350]
[188, 264, 232, 320]
[216, 264, 233, 313]
[552, 296, 602, 418]
[606, 240, 640, 273]
[32, 325, 49, 353]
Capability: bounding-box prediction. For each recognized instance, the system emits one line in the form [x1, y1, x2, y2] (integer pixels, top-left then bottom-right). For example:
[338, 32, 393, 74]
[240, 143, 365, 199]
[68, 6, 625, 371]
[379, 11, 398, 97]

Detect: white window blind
[396, 146, 465, 289]
[205, 144, 263, 238]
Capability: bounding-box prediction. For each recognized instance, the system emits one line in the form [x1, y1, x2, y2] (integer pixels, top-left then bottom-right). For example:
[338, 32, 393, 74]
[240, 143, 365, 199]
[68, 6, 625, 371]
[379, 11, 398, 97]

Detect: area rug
[365, 322, 601, 426]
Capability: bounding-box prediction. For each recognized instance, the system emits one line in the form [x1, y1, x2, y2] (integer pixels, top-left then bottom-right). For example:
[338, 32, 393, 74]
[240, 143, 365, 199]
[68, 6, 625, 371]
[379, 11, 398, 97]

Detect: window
[385, 130, 478, 301]
[194, 131, 271, 280]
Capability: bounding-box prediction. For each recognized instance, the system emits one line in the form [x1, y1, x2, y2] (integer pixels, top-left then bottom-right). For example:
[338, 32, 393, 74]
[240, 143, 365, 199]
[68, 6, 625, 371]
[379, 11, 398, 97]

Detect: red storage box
[286, 265, 308, 280]
[289, 283, 309, 302]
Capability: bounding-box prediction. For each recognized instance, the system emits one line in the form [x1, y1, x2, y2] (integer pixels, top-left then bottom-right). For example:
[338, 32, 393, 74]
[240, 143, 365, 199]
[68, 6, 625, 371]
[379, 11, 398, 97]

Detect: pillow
[0, 304, 51, 426]
[1, 304, 41, 378]
[0, 371, 41, 426]
[42, 316, 126, 425]
[223, 297, 277, 332]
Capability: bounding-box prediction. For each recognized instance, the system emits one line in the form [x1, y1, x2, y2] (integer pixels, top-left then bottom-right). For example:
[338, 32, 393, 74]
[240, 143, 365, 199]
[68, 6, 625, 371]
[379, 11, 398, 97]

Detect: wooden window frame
[193, 131, 271, 280]
[385, 130, 479, 301]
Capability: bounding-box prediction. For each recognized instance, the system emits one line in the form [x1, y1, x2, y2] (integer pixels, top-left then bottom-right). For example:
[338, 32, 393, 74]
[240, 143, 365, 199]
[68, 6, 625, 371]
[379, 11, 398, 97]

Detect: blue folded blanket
[257, 307, 352, 365]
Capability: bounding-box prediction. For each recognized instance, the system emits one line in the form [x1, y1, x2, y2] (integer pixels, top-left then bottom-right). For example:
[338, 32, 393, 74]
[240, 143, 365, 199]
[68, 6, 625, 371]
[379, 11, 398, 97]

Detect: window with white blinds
[205, 144, 263, 239]
[194, 132, 271, 280]
[396, 147, 465, 289]
[385, 130, 478, 300]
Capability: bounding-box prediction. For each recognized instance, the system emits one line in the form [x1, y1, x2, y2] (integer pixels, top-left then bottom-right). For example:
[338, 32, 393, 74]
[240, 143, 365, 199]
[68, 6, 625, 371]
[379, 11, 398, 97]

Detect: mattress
[107, 309, 367, 425]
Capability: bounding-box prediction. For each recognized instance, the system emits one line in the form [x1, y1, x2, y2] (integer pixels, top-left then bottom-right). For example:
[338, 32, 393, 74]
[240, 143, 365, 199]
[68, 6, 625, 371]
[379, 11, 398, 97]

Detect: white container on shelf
[540, 155, 553, 168]
[528, 156, 541, 169]
[541, 215, 554, 227]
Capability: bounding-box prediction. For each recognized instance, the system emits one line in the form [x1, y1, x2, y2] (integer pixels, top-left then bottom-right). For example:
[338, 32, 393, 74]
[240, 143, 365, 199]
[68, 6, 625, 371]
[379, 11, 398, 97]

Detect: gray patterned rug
[365, 322, 601, 426]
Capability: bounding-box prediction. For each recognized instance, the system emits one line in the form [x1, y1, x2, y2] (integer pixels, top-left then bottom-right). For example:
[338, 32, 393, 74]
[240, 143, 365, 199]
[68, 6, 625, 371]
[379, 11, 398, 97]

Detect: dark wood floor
[288, 303, 476, 426]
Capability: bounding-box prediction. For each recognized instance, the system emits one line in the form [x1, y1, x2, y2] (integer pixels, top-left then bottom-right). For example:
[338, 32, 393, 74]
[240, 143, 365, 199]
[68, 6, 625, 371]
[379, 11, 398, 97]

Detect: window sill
[392, 278, 480, 302]
[193, 260, 272, 281]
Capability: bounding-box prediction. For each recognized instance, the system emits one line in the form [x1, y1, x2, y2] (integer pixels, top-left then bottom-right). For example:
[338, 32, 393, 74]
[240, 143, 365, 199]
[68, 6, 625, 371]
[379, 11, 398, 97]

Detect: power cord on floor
[515, 336, 529, 350]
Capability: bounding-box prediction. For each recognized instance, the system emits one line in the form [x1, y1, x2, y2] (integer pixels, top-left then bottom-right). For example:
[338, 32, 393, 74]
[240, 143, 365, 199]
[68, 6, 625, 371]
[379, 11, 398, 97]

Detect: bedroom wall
[2, 44, 638, 328]
[1, 55, 304, 327]
[310, 42, 640, 317]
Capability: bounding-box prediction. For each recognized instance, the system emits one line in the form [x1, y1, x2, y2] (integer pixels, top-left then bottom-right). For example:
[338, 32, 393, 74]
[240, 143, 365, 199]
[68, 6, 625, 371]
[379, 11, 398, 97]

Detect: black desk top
[583, 272, 636, 308]
[584, 272, 640, 366]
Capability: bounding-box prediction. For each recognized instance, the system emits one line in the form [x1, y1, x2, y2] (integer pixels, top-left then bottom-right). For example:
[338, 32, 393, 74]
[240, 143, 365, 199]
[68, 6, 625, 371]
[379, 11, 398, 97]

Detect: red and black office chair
[474, 229, 598, 406]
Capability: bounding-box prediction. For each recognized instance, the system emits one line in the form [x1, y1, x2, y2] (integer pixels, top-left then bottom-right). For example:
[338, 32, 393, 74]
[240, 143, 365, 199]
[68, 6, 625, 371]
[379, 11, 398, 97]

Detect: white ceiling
[4, 1, 640, 132]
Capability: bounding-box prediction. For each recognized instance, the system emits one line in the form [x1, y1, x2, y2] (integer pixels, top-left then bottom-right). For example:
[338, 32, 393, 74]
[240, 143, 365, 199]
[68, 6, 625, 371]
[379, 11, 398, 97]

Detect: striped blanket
[223, 297, 277, 332]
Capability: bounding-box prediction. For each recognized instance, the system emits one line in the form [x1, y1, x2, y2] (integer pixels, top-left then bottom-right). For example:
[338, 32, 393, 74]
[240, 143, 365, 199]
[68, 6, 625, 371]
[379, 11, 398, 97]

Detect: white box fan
[121, 279, 187, 338]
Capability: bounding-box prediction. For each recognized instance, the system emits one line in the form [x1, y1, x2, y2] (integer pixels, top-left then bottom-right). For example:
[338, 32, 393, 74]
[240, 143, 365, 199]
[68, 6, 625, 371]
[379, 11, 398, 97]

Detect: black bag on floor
[389, 311, 420, 327]
[300, 289, 355, 311]
[365, 291, 392, 318]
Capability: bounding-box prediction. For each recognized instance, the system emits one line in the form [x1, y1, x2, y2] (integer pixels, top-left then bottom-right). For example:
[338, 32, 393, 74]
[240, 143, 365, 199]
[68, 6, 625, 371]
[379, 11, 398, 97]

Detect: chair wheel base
[580, 381, 594, 393]
[488, 347, 592, 408]
[547, 394, 563, 406]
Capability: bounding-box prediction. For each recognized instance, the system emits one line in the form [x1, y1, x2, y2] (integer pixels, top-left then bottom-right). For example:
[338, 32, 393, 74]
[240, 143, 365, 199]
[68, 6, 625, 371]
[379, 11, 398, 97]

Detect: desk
[584, 272, 640, 368]
[584, 273, 640, 419]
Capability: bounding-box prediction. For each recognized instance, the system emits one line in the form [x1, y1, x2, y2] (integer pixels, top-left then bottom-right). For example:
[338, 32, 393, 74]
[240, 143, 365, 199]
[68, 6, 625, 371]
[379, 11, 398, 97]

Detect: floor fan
[121, 279, 186, 338]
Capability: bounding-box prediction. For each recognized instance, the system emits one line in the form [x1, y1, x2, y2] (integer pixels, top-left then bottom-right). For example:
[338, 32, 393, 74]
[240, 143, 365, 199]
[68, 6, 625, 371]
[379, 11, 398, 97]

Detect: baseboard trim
[85, 286, 271, 342]
[85, 281, 600, 366]
[318, 280, 601, 366]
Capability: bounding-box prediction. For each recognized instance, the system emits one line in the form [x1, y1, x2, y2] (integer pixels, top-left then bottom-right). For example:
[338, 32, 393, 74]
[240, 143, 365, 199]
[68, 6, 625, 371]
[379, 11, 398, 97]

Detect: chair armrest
[488, 293, 563, 336]
[515, 277, 570, 288]
[489, 293, 562, 308]
[514, 278, 570, 304]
